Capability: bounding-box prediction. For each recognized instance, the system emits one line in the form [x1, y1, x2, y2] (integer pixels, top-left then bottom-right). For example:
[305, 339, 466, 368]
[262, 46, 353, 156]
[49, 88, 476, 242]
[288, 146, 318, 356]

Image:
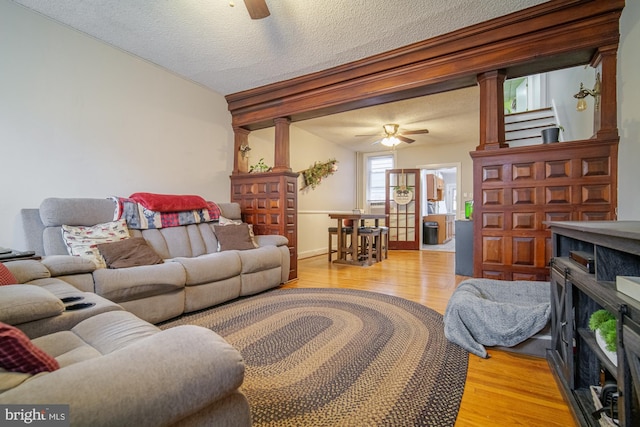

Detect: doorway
[418, 163, 460, 252]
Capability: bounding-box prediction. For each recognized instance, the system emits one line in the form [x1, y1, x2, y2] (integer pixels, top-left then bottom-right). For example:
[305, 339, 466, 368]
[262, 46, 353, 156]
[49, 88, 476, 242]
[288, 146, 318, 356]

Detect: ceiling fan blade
[243, 0, 270, 19]
[396, 135, 415, 144]
[401, 129, 429, 135]
[355, 133, 382, 137]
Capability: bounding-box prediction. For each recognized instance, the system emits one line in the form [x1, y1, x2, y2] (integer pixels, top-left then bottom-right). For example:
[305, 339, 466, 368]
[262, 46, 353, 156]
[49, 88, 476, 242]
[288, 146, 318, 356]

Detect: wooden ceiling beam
[226, 0, 624, 131]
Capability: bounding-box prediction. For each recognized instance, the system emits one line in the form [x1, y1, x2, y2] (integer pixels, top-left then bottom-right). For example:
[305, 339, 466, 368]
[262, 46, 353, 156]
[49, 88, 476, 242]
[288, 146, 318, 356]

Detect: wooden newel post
[476, 70, 508, 151]
[233, 126, 251, 174]
[273, 117, 292, 172]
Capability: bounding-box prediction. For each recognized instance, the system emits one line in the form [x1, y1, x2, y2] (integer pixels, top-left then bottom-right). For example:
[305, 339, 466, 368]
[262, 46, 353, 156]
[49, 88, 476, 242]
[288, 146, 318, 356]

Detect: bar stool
[328, 226, 353, 261]
[358, 227, 382, 265]
[377, 226, 389, 260]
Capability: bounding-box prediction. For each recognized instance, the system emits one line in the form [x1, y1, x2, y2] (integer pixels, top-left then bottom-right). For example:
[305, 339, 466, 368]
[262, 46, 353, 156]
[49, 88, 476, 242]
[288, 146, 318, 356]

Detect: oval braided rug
[161, 288, 468, 426]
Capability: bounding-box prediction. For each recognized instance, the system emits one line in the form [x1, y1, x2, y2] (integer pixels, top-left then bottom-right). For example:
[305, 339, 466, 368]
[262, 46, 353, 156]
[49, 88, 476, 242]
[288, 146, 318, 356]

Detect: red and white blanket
[111, 194, 221, 230]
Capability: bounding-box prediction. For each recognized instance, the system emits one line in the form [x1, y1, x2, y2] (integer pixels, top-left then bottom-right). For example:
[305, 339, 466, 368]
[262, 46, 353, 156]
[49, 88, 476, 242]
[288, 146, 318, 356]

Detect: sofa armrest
[0, 285, 64, 325]
[254, 234, 288, 247]
[3, 259, 50, 283]
[0, 326, 245, 427]
[41, 255, 96, 276]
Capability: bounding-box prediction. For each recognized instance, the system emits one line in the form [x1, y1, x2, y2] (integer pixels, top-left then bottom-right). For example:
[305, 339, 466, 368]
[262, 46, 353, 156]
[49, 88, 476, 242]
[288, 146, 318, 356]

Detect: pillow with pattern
[0, 264, 18, 286]
[61, 219, 130, 268]
[0, 322, 59, 375]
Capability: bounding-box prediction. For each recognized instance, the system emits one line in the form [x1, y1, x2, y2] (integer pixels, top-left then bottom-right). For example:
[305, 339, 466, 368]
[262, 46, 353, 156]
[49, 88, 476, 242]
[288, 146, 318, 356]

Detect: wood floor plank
[285, 250, 576, 426]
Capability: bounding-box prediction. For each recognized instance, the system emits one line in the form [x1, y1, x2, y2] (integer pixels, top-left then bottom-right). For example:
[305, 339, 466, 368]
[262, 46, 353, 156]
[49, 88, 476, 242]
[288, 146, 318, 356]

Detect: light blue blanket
[443, 278, 551, 358]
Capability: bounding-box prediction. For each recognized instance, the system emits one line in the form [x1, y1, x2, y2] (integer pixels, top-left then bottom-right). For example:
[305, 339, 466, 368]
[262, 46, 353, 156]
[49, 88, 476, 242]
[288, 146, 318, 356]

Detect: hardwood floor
[284, 250, 576, 427]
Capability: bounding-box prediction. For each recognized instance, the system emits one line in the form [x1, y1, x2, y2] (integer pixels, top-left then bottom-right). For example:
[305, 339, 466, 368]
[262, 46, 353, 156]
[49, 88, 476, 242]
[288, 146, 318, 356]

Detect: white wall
[618, 0, 640, 219]
[547, 67, 597, 142]
[1, 1, 234, 248]
[250, 125, 356, 258]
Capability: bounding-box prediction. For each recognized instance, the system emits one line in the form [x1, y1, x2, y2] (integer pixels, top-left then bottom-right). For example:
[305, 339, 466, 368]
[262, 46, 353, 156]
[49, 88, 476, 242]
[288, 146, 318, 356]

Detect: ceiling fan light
[383, 124, 399, 135]
[381, 136, 400, 147]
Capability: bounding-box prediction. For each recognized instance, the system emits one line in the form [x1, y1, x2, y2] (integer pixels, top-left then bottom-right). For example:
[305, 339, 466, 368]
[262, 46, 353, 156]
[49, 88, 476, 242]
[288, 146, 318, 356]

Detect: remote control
[0, 250, 36, 260]
[61, 296, 84, 303]
[65, 302, 95, 311]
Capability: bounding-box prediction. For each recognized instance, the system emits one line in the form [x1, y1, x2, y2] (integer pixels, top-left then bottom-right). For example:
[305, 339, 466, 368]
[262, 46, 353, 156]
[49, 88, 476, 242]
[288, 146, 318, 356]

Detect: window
[366, 154, 394, 207]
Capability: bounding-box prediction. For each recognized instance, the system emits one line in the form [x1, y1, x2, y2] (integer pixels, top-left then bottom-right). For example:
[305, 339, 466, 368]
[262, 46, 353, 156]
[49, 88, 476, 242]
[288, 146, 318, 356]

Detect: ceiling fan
[242, 0, 270, 19]
[357, 123, 429, 147]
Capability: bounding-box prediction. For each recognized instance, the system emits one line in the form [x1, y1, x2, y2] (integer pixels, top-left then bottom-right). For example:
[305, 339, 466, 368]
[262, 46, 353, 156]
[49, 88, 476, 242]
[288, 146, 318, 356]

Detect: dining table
[328, 212, 387, 265]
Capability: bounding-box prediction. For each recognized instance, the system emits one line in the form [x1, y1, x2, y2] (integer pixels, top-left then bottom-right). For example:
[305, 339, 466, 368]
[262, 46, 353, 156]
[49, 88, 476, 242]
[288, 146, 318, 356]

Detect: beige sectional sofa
[20, 197, 290, 324]
[0, 196, 289, 425]
[0, 261, 250, 426]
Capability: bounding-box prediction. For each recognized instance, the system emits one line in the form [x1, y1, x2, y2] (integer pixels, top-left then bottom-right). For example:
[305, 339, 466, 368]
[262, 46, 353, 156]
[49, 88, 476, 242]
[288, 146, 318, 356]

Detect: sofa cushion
[92, 262, 185, 303]
[172, 251, 242, 286]
[98, 237, 164, 269]
[0, 369, 38, 393]
[0, 264, 18, 285]
[0, 285, 65, 325]
[214, 224, 255, 251]
[71, 311, 160, 354]
[34, 330, 102, 367]
[61, 219, 130, 268]
[0, 322, 59, 374]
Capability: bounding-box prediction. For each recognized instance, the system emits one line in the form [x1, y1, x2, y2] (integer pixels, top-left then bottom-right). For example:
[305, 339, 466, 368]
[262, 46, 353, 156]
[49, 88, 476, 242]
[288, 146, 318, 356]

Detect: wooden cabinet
[548, 221, 640, 426]
[230, 171, 298, 281]
[423, 214, 455, 244]
[426, 174, 444, 201]
[470, 138, 618, 281]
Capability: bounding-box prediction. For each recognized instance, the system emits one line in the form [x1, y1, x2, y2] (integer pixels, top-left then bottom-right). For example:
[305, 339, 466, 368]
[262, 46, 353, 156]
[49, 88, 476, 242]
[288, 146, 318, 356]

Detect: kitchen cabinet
[426, 174, 444, 201]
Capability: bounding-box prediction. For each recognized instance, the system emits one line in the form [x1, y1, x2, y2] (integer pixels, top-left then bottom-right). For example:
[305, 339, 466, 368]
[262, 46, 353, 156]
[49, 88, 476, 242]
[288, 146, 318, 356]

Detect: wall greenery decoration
[300, 159, 338, 190]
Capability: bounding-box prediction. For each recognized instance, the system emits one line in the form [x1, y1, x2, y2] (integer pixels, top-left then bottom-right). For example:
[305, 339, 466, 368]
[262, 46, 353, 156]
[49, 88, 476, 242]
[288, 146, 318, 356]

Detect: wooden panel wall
[470, 139, 618, 280]
[230, 172, 298, 281]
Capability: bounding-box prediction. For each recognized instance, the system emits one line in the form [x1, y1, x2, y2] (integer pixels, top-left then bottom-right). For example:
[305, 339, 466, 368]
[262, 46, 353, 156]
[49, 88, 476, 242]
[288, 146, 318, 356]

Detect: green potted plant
[249, 158, 271, 173]
[589, 309, 617, 366]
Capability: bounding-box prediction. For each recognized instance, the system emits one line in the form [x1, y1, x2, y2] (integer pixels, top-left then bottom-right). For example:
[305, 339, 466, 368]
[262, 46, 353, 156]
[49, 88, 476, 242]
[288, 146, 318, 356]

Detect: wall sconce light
[573, 72, 601, 112]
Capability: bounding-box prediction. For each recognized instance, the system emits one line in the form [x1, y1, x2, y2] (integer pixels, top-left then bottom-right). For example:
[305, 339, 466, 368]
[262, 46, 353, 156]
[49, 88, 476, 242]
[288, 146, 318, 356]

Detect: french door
[385, 169, 421, 250]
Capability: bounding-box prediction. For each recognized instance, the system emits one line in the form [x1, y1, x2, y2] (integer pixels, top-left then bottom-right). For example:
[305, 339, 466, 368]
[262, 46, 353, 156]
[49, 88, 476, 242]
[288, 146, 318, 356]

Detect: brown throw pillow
[97, 237, 164, 269]
[214, 224, 255, 251]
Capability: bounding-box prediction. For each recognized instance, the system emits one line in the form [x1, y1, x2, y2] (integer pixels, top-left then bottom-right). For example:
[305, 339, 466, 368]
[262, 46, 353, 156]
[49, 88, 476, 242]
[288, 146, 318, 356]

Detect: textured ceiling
[12, 0, 548, 151]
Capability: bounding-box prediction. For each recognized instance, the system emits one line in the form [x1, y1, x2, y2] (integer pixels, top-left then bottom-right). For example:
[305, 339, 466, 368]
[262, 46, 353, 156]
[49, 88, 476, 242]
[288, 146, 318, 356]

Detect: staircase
[505, 107, 558, 147]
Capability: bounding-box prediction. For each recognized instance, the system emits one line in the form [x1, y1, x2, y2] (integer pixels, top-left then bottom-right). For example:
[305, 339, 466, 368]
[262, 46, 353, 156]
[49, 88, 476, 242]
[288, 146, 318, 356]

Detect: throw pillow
[217, 217, 259, 248]
[0, 322, 59, 375]
[214, 224, 256, 251]
[0, 264, 18, 286]
[129, 192, 208, 212]
[97, 237, 164, 269]
[61, 219, 130, 269]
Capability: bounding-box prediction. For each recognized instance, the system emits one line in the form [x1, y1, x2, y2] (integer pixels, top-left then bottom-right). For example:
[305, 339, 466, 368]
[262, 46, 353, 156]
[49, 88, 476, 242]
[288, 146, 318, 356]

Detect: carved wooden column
[273, 117, 292, 172]
[476, 70, 508, 151]
[232, 127, 251, 174]
[591, 45, 618, 140]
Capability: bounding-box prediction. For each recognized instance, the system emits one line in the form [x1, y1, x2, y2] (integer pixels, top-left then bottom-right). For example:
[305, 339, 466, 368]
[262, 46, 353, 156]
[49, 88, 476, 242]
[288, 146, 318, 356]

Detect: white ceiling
[12, 0, 548, 151]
